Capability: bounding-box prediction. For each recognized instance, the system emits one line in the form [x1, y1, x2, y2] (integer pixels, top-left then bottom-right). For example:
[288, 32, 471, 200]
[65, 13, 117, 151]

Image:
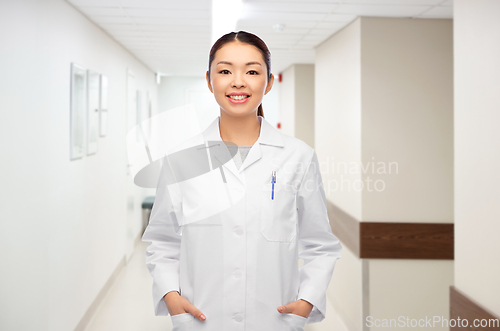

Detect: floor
[84, 241, 349, 331]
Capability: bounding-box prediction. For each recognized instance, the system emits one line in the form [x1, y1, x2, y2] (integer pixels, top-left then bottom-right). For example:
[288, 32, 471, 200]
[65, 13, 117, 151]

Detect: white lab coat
[142, 115, 342, 331]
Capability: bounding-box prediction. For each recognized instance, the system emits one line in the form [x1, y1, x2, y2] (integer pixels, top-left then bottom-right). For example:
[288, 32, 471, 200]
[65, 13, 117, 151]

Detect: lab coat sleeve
[141, 155, 182, 317]
[296, 149, 342, 324]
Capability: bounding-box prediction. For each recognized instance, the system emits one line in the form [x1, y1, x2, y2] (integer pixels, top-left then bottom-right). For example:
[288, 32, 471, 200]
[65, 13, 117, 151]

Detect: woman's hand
[277, 299, 313, 319]
[163, 290, 207, 321]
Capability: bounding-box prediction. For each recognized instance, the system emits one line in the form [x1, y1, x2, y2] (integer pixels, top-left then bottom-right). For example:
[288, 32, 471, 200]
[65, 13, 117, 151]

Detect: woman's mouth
[227, 94, 250, 104]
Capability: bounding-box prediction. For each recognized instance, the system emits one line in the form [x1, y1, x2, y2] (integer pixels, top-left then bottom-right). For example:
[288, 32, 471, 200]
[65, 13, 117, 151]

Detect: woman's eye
[218, 70, 259, 75]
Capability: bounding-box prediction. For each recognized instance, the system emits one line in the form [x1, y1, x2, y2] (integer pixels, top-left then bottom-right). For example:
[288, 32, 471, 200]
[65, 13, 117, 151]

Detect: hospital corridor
[1, 0, 499, 330]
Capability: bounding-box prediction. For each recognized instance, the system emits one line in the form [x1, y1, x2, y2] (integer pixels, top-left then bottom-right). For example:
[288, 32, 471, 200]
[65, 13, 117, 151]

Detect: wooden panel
[450, 286, 500, 330]
[326, 200, 454, 260]
[360, 222, 454, 259]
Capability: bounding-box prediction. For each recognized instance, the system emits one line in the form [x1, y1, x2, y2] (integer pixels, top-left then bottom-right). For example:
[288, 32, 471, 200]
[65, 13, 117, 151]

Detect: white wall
[277, 64, 315, 147]
[315, 18, 363, 330]
[361, 17, 454, 224]
[158, 76, 208, 113]
[279, 65, 296, 137]
[0, 1, 158, 330]
[315, 18, 363, 221]
[158, 75, 217, 130]
[454, 0, 500, 316]
[294, 64, 315, 148]
[263, 76, 280, 130]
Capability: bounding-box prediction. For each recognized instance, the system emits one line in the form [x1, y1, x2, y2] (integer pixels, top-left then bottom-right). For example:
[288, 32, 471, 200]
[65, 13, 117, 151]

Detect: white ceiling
[67, 0, 453, 77]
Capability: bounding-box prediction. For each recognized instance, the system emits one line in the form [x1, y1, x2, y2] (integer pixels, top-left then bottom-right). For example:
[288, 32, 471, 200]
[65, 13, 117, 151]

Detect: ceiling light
[211, 0, 244, 45]
[273, 23, 285, 32]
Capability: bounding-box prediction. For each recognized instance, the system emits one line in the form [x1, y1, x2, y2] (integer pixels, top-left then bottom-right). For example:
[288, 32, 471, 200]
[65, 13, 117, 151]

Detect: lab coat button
[234, 314, 243, 322]
[234, 227, 244, 236]
[233, 270, 242, 278]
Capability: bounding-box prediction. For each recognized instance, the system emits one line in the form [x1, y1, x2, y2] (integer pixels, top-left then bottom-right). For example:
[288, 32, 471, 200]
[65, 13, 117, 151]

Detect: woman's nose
[231, 73, 246, 87]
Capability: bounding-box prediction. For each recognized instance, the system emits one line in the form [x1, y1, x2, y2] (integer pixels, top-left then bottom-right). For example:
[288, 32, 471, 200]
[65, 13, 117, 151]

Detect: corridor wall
[315, 17, 454, 331]
[0, 0, 158, 330]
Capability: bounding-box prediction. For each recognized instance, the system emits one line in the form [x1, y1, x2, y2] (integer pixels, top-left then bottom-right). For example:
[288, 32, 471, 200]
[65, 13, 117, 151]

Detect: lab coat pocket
[283, 313, 307, 331]
[260, 182, 298, 242]
[170, 312, 194, 331]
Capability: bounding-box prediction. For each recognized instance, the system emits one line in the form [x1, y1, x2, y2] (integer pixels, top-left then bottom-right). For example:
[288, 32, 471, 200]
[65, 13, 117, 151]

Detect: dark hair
[207, 30, 272, 118]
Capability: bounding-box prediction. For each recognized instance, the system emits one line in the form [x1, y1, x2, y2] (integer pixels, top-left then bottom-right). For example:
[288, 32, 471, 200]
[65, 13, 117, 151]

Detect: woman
[142, 31, 342, 331]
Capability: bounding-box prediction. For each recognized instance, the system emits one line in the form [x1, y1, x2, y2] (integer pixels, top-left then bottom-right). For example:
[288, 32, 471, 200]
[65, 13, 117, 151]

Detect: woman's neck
[219, 112, 261, 146]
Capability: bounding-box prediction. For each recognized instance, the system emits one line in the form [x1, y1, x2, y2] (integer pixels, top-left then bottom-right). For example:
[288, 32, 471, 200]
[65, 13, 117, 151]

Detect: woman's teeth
[228, 95, 249, 100]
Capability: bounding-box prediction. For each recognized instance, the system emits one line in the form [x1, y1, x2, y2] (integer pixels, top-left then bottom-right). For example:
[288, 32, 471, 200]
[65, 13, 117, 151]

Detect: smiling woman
[142, 30, 342, 331]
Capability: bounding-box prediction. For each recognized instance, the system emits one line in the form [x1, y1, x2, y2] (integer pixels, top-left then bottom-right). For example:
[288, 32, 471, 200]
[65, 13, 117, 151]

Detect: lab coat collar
[202, 115, 283, 183]
[202, 115, 284, 148]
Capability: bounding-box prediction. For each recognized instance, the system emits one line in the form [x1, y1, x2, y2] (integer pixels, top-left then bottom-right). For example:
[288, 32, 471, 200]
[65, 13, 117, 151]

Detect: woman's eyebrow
[217, 61, 261, 66]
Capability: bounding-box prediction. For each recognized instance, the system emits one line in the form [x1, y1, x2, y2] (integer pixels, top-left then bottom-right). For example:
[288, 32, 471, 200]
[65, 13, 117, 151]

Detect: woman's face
[206, 41, 274, 117]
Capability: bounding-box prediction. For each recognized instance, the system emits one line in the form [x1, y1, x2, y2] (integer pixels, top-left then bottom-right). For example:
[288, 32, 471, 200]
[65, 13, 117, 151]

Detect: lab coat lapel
[238, 115, 285, 173]
[213, 147, 243, 184]
[238, 142, 261, 173]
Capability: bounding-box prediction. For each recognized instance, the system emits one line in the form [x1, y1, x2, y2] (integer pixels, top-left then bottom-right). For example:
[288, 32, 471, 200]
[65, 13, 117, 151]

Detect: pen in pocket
[271, 171, 276, 200]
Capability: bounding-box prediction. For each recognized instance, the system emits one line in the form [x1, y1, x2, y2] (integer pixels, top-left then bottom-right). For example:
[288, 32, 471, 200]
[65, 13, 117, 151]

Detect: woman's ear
[264, 73, 274, 95]
[206, 71, 213, 93]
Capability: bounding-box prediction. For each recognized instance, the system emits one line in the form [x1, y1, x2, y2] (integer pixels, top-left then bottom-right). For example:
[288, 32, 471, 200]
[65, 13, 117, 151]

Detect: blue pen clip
[271, 171, 276, 200]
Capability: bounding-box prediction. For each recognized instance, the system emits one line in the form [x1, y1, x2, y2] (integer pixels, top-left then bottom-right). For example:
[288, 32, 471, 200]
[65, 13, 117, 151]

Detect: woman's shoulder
[279, 131, 314, 157]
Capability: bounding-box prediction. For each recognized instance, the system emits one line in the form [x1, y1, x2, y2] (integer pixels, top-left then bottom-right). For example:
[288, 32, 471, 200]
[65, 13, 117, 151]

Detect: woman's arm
[296, 149, 343, 323]
[142, 155, 183, 317]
